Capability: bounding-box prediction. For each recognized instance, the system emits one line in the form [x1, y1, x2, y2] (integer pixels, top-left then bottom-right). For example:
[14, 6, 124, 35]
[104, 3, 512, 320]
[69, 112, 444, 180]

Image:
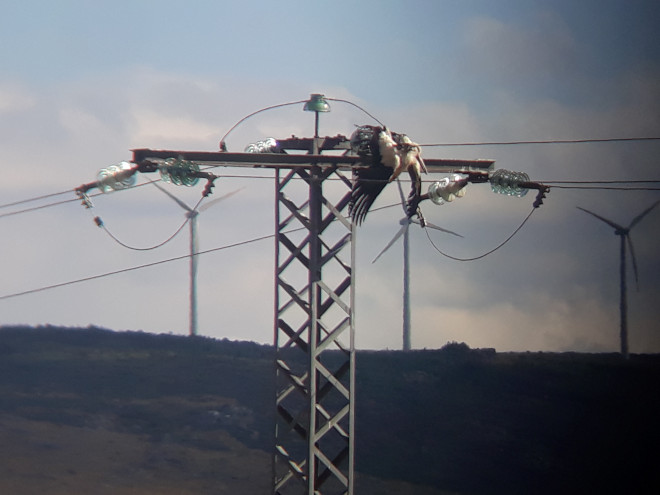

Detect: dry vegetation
[1, 326, 659, 494]
[0, 414, 271, 495]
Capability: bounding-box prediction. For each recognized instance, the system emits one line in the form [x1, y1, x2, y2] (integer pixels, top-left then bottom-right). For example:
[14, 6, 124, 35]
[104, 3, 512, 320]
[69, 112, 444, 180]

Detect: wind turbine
[153, 183, 243, 337]
[372, 180, 463, 351]
[577, 199, 660, 359]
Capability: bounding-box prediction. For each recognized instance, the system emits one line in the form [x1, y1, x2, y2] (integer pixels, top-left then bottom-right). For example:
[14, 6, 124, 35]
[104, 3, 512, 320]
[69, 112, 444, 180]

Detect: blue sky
[1, 0, 659, 353]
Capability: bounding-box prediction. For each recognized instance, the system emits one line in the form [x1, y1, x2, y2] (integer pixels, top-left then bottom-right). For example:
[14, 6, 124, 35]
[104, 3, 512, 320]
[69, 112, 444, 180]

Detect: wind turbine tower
[578, 200, 660, 359]
[154, 184, 241, 336]
[372, 180, 463, 351]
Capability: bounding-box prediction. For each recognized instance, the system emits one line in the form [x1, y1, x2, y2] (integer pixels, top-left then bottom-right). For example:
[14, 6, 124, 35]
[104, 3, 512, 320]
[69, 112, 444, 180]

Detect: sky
[1, 0, 659, 353]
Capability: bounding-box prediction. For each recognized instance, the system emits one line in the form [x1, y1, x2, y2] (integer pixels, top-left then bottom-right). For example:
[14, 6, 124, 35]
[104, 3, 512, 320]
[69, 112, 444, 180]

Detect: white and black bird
[348, 125, 427, 225]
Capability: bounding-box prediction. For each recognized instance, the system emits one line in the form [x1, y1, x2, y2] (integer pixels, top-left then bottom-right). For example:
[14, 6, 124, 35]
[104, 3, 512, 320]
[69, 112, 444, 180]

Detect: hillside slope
[1, 326, 658, 494]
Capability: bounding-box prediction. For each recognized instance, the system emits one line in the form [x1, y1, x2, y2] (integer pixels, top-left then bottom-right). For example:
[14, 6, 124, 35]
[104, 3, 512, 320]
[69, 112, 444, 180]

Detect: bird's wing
[349, 161, 393, 225]
[348, 126, 395, 225]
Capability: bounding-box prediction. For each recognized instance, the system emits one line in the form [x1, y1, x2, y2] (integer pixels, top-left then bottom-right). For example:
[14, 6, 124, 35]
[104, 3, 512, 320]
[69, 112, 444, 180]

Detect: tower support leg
[273, 165, 355, 495]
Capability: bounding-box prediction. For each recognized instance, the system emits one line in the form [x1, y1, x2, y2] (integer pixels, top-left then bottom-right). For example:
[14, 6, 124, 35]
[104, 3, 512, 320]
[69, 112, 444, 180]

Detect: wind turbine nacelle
[427, 174, 468, 205]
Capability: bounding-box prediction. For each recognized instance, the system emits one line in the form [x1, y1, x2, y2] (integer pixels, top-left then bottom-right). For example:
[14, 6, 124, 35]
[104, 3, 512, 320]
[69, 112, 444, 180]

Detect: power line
[420, 137, 660, 147]
[0, 198, 534, 300]
[2, 139, 659, 220]
[548, 185, 660, 191]
[541, 179, 660, 191]
[3, 179, 651, 300]
[326, 97, 385, 126]
[542, 179, 660, 183]
[2, 178, 657, 222]
[95, 213, 192, 251]
[0, 178, 169, 220]
[0, 228, 303, 302]
[217, 96, 385, 150]
[2, 134, 659, 213]
[0, 189, 74, 210]
[424, 207, 537, 261]
[91, 195, 205, 251]
[0, 196, 82, 219]
[218, 99, 308, 150]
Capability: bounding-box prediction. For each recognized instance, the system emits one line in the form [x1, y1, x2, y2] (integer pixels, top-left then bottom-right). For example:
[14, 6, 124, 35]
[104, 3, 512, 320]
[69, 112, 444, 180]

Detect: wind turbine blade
[576, 206, 625, 231]
[372, 222, 409, 264]
[153, 182, 193, 212]
[628, 199, 660, 229]
[411, 218, 463, 238]
[626, 235, 640, 291]
[198, 187, 246, 212]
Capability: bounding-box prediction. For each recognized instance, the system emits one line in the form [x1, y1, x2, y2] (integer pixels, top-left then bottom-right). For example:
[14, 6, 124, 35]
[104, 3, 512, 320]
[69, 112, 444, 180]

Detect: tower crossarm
[126, 136, 495, 495]
[132, 146, 494, 174]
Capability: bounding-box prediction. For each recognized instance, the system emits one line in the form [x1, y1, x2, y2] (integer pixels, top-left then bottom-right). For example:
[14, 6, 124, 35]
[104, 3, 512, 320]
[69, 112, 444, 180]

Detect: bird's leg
[389, 142, 418, 183]
[415, 206, 427, 227]
[404, 142, 427, 174]
[417, 153, 427, 174]
[406, 195, 422, 219]
[405, 167, 423, 218]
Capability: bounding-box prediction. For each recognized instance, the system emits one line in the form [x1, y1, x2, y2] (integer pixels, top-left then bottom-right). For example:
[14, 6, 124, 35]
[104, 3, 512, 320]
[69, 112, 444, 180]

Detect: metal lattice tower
[130, 130, 494, 495]
[273, 142, 356, 494]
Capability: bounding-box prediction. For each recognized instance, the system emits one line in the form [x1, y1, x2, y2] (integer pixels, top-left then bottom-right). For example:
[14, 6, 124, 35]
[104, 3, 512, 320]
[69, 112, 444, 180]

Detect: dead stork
[348, 125, 427, 225]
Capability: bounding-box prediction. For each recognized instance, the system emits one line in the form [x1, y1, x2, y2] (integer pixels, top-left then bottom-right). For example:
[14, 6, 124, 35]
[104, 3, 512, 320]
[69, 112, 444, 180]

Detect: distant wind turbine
[154, 183, 243, 337]
[372, 180, 462, 351]
[577, 199, 660, 359]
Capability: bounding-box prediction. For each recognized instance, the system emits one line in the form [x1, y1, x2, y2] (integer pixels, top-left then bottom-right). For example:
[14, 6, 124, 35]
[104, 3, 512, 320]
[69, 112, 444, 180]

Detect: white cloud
[461, 12, 579, 87]
[3, 1, 660, 357]
[0, 83, 36, 113]
[129, 109, 220, 148]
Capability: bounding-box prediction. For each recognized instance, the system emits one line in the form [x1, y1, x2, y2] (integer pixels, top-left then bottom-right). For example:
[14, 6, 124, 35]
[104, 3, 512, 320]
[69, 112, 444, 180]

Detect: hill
[0, 326, 658, 494]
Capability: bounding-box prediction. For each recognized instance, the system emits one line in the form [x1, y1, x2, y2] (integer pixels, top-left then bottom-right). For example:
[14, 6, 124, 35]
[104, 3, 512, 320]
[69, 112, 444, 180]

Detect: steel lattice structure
[273, 160, 356, 494]
[131, 137, 494, 495]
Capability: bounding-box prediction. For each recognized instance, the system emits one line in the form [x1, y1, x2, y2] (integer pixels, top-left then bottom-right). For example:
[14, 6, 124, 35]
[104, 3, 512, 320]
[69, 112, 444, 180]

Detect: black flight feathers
[348, 125, 423, 225]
